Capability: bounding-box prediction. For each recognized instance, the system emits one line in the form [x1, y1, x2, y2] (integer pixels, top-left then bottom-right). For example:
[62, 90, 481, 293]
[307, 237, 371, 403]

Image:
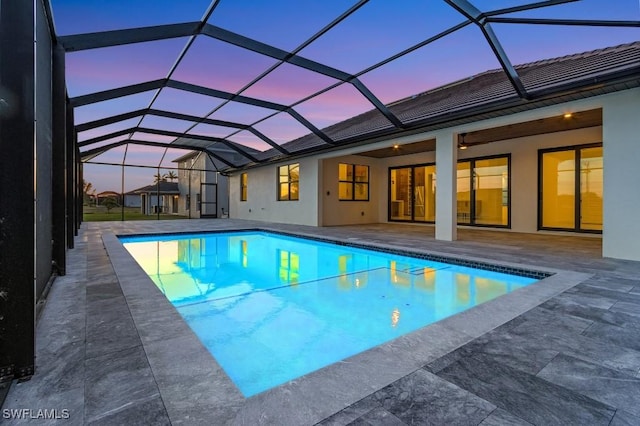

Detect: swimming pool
[121, 230, 538, 397]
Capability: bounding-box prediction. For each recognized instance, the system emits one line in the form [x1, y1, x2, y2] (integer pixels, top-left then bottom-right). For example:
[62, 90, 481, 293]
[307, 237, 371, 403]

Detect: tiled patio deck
[3, 219, 640, 425]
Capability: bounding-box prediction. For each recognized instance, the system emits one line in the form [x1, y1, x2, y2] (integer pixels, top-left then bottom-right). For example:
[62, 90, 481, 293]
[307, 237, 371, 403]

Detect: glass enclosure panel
[152, 88, 223, 118]
[123, 145, 167, 167]
[474, 157, 508, 226]
[243, 62, 339, 106]
[77, 118, 141, 143]
[299, 0, 463, 74]
[493, 23, 639, 72]
[542, 150, 575, 229]
[51, 0, 211, 35]
[457, 162, 471, 224]
[209, 101, 275, 125]
[159, 148, 192, 168]
[580, 147, 603, 231]
[470, 0, 535, 11]
[80, 137, 128, 156]
[65, 38, 186, 96]
[87, 145, 127, 166]
[294, 83, 382, 131]
[496, 0, 639, 25]
[208, 0, 356, 51]
[253, 112, 313, 145]
[390, 168, 411, 221]
[131, 132, 176, 143]
[74, 91, 156, 123]
[187, 123, 235, 139]
[359, 25, 503, 107]
[227, 130, 273, 152]
[139, 115, 193, 133]
[413, 165, 436, 222]
[171, 37, 278, 93]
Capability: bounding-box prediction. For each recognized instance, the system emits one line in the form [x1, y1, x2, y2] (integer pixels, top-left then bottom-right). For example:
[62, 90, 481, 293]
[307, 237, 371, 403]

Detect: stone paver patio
[3, 219, 640, 425]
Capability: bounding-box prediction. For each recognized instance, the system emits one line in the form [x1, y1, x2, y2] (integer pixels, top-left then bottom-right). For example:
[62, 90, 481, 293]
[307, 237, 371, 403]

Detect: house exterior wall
[124, 194, 141, 208]
[229, 157, 320, 226]
[321, 155, 382, 226]
[176, 154, 229, 218]
[602, 89, 640, 261]
[228, 88, 640, 260]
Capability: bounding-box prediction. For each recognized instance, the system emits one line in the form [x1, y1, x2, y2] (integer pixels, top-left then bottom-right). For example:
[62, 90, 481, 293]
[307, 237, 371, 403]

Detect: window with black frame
[339, 163, 369, 201]
[278, 164, 299, 201]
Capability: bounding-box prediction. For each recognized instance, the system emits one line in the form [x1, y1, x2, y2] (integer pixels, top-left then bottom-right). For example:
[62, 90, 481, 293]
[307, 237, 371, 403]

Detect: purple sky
[52, 0, 640, 192]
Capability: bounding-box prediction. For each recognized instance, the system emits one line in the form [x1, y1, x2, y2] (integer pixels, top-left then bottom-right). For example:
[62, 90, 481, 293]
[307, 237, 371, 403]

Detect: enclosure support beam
[77, 154, 82, 234]
[52, 44, 67, 274]
[0, 0, 36, 378]
[66, 107, 76, 248]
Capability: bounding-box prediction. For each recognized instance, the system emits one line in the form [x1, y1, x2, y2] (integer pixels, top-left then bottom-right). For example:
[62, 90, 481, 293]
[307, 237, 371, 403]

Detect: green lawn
[83, 206, 187, 222]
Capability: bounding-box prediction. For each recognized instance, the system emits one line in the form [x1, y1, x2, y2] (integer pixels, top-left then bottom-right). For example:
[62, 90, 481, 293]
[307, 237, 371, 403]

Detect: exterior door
[389, 165, 436, 222]
[540, 144, 602, 232]
[200, 182, 218, 218]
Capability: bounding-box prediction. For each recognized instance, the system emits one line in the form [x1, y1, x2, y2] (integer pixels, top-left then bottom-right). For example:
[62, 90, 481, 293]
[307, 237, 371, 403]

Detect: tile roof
[253, 41, 639, 162]
[128, 181, 180, 194]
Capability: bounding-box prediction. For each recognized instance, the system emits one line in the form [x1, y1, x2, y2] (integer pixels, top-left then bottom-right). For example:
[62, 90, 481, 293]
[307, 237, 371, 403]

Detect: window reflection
[241, 240, 248, 268]
[278, 249, 300, 285]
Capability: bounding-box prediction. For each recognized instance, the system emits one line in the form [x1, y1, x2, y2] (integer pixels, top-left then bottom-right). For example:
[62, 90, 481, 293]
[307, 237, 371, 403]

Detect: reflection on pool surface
[121, 231, 536, 396]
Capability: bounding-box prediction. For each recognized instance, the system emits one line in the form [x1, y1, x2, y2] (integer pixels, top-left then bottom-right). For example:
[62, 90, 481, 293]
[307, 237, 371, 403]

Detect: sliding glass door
[540, 144, 602, 232]
[390, 157, 509, 226]
[389, 165, 436, 222]
[457, 156, 509, 227]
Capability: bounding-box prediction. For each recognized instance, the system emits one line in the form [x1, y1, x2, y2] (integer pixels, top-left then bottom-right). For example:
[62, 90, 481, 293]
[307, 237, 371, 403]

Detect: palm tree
[164, 171, 178, 182]
[82, 180, 96, 205]
[83, 180, 93, 195]
[153, 173, 166, 183]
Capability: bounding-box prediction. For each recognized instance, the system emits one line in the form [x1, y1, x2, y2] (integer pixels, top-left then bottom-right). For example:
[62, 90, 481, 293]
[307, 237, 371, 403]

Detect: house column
[602, 89, 640, 261]
[435, 130, 457, 241]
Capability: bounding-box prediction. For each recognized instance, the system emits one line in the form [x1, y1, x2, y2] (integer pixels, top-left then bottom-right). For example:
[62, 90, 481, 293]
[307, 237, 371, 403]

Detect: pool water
[121, 231, 537, 397]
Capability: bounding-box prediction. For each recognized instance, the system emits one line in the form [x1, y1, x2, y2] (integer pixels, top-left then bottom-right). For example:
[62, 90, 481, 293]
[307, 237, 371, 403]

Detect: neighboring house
[123, 192, 142, 208]
[227, 42, 640, 262]
[172, 150, 234, 218]
[128, 182, 180, 215]
[95, 191, 121, 205]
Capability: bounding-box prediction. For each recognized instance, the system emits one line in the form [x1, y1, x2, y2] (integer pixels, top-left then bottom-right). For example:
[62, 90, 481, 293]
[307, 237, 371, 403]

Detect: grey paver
[3, 220, 640, 425]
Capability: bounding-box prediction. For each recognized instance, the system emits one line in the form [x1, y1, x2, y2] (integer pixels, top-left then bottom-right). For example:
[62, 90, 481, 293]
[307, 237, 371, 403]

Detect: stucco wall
[229, 157, 320, 226]
[228, 88, 640, 260]
[602, 89, 640, 261]
[320, 155, 382, 226]
[176, 155, 229, 218]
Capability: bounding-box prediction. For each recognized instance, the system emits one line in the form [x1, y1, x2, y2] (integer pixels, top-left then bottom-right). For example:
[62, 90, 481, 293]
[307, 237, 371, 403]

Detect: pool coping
[102, 227, 591, 425]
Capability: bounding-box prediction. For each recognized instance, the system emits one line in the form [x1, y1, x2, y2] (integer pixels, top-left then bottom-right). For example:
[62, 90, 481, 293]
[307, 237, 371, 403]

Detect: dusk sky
[50, 0, 640, 192]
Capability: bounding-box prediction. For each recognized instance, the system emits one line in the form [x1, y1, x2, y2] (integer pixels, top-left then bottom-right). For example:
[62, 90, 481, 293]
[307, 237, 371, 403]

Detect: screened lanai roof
[50, 0, 640, 171]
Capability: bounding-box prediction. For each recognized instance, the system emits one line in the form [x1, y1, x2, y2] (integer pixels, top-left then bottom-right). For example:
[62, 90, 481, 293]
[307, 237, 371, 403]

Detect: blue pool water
[120, 231, 537, 396]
